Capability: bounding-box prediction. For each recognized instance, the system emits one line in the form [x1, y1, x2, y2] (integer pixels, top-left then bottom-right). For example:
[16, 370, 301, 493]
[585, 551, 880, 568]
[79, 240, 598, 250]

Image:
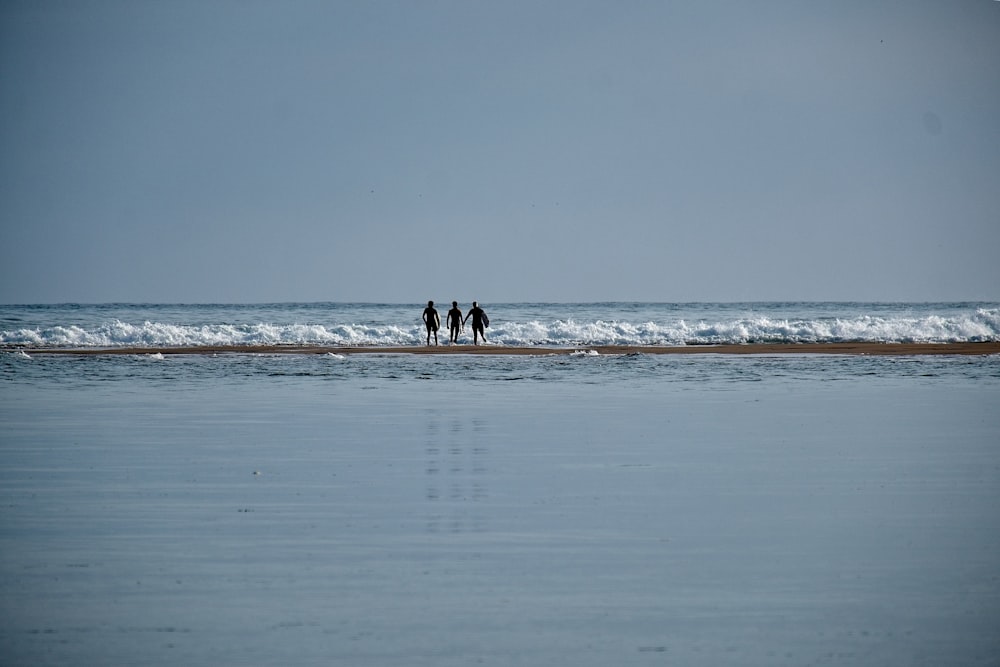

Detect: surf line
[14, 342, 1000, 356]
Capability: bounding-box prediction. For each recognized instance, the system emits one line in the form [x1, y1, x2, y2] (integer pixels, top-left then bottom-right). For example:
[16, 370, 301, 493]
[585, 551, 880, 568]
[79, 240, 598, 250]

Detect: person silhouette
[422, 300, 440, 346]
[446, 301, 463, 344]
[463, 301, 488, 345]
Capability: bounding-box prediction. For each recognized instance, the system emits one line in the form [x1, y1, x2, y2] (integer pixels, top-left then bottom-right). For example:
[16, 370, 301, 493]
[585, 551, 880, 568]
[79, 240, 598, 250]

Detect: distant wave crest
[3, 309, 998, 349]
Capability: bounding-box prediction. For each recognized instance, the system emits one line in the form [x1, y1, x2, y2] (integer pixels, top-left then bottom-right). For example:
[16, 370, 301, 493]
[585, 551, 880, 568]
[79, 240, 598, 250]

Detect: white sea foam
[2, 306, 997, 349]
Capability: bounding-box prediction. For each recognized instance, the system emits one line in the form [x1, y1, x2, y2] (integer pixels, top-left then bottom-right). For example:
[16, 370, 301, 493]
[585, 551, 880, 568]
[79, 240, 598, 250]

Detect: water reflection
[425, 412, 489, 533]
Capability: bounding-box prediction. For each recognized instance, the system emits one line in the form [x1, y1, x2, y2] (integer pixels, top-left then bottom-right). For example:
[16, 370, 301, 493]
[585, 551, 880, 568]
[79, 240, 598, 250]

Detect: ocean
[2, 302, 999, 666]
[3, 301, 999, 348]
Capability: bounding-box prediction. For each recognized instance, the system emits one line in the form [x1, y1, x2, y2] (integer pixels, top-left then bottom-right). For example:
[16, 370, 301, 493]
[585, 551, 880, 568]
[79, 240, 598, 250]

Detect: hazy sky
[2, 0, 998, 304]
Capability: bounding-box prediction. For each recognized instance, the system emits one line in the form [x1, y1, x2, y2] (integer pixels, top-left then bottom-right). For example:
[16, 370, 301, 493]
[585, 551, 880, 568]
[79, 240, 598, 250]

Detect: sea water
[2, 302, 998, 348]
[2, 303, 999, 666]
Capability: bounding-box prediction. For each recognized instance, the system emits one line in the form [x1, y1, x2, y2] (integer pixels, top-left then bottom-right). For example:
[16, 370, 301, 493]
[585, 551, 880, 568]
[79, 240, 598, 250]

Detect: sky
[1, 0, 998, 304]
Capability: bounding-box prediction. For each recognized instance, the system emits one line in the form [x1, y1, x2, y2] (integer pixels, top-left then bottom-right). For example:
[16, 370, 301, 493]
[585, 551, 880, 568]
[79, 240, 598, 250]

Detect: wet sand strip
[15, 342, 1000, 356]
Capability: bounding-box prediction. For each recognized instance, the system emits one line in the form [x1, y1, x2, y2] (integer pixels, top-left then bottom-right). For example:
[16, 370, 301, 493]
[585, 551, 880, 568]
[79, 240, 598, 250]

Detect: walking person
[446, 301, 464, 344]
[422, 300, 440, 346]
[463, 301, 489, 345]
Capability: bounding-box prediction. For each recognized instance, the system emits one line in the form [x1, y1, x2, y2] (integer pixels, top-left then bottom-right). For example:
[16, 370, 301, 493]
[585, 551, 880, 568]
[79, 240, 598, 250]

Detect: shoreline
[11, 342, 1000, 356]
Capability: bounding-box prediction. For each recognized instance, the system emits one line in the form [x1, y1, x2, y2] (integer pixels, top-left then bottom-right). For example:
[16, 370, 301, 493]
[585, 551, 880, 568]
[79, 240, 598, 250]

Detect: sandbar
[14, 342, 1000, 356]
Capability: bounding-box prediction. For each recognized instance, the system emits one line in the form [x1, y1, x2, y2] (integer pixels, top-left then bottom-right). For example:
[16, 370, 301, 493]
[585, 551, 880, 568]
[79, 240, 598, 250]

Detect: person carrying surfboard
[447, 301, 464, 344]
[422, 300, 441, 346]
[463, 301, 489, 345]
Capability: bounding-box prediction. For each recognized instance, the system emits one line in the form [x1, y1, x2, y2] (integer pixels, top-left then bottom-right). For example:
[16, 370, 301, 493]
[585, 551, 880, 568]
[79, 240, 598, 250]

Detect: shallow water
[2, 351, 999, 665]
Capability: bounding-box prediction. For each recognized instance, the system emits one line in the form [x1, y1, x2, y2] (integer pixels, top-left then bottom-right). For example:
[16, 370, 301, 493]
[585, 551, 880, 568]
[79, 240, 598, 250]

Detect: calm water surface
[2, 349, 999, 666]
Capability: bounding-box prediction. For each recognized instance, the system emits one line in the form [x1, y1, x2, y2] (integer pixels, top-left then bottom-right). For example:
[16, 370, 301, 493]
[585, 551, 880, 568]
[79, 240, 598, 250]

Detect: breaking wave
[3, 307, 998, 349]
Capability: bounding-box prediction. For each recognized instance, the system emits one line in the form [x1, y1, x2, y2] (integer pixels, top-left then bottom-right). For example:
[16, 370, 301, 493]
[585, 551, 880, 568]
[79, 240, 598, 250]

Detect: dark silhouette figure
[463, 301, 488, 345]
[446, 301, 463, 344]
[422, 300, 440, 346]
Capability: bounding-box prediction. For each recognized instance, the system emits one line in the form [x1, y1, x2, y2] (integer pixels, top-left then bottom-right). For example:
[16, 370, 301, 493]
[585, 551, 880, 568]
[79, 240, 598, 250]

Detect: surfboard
[483, 313, 489, 328]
